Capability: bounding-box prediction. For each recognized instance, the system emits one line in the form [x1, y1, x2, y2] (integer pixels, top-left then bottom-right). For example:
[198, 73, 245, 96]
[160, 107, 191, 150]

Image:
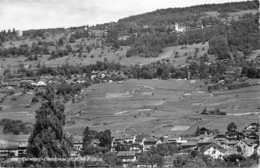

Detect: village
[0, 120, 259, 167]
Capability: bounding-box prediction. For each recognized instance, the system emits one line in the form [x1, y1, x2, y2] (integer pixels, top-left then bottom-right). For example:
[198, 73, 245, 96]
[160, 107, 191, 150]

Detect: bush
[31, 96, 39, 103]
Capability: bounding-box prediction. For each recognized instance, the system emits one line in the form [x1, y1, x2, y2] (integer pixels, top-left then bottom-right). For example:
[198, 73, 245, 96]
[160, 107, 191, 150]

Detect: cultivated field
[62, 79, 260, 137]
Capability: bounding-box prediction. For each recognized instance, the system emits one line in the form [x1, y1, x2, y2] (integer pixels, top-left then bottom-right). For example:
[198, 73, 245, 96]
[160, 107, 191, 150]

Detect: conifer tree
[27, 85, 72, 158]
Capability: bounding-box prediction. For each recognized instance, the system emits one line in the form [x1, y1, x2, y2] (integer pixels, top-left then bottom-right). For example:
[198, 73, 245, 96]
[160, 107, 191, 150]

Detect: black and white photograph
[0, 0, 259, 167]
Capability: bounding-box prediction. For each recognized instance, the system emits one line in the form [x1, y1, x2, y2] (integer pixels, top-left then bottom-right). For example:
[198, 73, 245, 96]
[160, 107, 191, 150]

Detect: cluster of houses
[108, 123, 259, 167]
[0, 122, 259, 167]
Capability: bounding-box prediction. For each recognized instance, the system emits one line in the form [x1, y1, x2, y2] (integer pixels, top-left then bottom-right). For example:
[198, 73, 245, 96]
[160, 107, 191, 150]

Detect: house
[124, 135, 135, 144]
[112, 136, 124, 147]
[199, 127, 211, 136]
[0, 145, 19, 158]
[181, 141, 197, 150]
[175, 23, 186, 33]
[202, 142, 227, 159]
[163, 137, 180, 144]
[225, 129, 244, 141]
[134, 134, 150, 145]
[142, 138, 162, 151]
[91, 71, 98, 80]
[244, 123, 259, 132]
[117, 151, 137, 167]
[236, 139, 256, 157]
[91, 139, 100, 147]
[130, 143, 142, 153]
[16, 30, 23, 37]
[73, 138, 83, 150]
[118, 35, 130, 41]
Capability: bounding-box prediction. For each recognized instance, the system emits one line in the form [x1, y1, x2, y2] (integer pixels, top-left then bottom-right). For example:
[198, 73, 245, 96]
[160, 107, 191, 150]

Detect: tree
[82, 126, 98, 147]
[227, 122, 237, 132]
[138, 152, 164, 167]
[208, 35, 231, 60]
[97, 129, 112, 149]
[27, 85, 72, 158]
[194, 126, 201, 136]
[103, 152, 122, 167]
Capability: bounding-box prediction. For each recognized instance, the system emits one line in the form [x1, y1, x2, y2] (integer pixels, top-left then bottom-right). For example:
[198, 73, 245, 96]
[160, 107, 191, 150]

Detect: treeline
[23, 28, 65, 39]
[0, 118, 32, 135]
[0, 29, 17, 44]
[228, 13, 259, 56]
[126, 34, 177, 57]
[123, 12, 258, 58]
[0, 42, 50, 58]
[118, 1, 258, 25]
[3, 53, 259, 81]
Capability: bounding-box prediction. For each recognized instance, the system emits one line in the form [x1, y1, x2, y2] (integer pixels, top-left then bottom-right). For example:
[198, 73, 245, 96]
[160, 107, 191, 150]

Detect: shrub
[31, 96, 39, 103]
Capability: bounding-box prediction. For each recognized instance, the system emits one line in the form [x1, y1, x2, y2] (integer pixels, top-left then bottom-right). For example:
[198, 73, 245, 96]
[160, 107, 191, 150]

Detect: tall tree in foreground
[27, 85, 72, 158]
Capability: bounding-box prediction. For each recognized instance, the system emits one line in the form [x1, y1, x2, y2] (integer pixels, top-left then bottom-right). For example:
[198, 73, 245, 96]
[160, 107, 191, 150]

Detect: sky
[0, 0, 247, 31]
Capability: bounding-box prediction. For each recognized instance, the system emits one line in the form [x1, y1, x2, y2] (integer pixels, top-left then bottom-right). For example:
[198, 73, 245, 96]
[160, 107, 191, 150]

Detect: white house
[175, 23, 186, 33]
[236, 139, 256, 157]
[16, 30, 23, 37]
[142, 138, 162, 151]
[202, 142, 227, 159]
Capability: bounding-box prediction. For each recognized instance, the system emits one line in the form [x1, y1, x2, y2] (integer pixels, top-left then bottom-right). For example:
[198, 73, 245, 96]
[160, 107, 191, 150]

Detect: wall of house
[204, 147, 224, 159]
[237, 141, 255, 157]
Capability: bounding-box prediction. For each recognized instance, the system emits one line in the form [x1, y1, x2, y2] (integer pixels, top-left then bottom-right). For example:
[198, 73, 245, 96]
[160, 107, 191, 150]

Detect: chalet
[225, 129, 244, 141]
[202, 142, 227, 159]
[142, 138, 162, 151]
[236, 139, 256, 157]
[117, 151, 137, 167]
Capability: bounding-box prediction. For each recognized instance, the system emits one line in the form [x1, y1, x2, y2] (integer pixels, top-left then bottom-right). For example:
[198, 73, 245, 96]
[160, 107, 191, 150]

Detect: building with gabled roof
[236, 139, 257, 157]
[202, 142, 227, 159]
[117, 151, 137, 166]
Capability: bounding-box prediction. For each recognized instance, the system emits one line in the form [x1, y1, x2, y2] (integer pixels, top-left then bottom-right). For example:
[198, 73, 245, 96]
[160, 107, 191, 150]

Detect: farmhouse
[202, 142, 227, 159]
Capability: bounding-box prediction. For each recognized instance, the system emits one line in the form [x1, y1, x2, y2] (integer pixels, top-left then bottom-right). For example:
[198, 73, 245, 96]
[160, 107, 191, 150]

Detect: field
[0, 78, 259, 141]
[62, 79, 260, 137]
